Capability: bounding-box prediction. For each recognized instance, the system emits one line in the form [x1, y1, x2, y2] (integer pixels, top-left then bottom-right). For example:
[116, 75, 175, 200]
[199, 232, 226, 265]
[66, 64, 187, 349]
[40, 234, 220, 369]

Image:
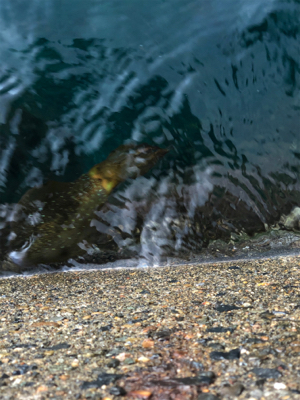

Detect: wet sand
[1, 254, 300, 399]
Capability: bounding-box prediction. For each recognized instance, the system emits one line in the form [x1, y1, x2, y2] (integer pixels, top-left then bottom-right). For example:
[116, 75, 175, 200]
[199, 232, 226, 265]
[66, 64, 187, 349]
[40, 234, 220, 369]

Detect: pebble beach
[1, 255, 300, 399]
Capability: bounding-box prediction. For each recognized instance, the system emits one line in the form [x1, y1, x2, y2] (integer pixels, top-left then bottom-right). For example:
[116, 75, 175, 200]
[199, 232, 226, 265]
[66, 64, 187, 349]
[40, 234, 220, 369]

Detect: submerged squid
[2, 143, 167, 271]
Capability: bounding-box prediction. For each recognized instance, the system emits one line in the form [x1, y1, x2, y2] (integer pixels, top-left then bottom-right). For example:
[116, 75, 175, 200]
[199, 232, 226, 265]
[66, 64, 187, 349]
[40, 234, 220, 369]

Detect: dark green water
[1, 0, 300, 268]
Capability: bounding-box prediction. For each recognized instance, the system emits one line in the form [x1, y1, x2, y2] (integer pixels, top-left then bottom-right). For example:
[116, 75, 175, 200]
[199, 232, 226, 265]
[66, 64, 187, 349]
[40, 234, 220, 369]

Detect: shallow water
[1, 0, 300, 270]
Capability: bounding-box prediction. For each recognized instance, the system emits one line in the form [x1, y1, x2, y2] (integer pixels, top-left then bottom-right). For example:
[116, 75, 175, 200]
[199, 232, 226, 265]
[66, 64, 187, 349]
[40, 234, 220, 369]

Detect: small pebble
[109, 386, 126, 395]
[107, 358, 120, 368]
[198, 394, 220, 400]
[210, 348, 240, 360]
[220, 382, 244, 396]
[274, 382, 287, 390]
[251, 368, 282, 379]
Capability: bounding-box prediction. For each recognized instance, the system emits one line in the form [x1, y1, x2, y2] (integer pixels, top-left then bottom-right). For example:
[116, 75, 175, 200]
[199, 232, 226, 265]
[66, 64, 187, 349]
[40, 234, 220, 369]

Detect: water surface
[1, 0, 300, 269]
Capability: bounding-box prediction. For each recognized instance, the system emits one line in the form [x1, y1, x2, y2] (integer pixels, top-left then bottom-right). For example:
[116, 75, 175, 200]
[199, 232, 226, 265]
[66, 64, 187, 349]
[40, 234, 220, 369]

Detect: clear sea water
[1, 0, 300, 269]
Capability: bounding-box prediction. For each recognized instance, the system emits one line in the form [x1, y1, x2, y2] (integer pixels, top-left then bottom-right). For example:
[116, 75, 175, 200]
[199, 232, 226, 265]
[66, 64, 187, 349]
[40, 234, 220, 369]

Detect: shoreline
[2, 226, 300, 280]
[1, 244, 300, 280]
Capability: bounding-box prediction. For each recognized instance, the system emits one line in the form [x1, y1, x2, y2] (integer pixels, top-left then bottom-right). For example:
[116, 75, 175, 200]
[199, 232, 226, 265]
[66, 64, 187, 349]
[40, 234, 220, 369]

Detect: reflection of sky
[0, 1, 275, 45]
[0, 0, 277, 116]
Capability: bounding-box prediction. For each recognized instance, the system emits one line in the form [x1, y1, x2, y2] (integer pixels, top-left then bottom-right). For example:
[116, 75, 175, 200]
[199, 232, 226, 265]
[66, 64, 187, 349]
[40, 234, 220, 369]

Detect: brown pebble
[127, 390, 152, 399]
[142, 339, 154, 348]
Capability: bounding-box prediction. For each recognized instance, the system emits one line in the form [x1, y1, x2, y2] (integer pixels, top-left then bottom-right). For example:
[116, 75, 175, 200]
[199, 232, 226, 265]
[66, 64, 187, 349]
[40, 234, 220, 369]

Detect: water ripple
[1, 0, 300, 269]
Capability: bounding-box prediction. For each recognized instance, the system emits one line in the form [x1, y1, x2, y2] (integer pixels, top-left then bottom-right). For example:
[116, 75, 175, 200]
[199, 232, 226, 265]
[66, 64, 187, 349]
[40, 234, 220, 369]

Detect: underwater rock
[280, 207, 300, 230]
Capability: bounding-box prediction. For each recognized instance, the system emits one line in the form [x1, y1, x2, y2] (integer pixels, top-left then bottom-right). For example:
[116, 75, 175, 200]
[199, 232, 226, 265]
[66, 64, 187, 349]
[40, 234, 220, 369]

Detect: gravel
[1, 254, 300, 399]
